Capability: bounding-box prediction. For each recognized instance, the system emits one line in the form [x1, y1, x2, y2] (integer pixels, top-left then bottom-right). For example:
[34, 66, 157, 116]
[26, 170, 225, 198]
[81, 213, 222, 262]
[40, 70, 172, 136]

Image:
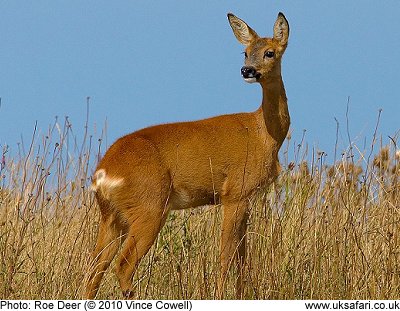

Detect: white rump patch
[91, 169, 124, 194]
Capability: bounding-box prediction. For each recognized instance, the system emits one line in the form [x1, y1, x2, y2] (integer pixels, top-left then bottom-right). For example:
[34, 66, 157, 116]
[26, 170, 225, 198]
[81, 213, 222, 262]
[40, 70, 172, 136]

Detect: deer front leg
[217, 200, 249, 299]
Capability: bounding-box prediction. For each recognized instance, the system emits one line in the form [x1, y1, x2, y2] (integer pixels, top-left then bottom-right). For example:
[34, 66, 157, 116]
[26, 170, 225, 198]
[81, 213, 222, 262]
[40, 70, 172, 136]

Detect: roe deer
[85, 12, 290, 299]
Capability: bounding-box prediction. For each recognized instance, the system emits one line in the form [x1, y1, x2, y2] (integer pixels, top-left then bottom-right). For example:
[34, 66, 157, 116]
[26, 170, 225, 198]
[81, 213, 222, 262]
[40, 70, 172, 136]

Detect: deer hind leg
[217, 199, 249, 299]
[85, 214, 124, 299]
[115, 204, 168, 298]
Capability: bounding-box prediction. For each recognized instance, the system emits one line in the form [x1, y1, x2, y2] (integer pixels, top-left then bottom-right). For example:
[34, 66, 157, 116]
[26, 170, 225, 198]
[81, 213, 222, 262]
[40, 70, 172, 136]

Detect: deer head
[228, 12, 289, 84]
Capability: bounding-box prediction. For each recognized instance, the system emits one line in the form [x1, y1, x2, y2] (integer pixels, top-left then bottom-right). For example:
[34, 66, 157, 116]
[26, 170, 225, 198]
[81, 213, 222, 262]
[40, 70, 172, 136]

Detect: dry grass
[0, 116, 399, 299]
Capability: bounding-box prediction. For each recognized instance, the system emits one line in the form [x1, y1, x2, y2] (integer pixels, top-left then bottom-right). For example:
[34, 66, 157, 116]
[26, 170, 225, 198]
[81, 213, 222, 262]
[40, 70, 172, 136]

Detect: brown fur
[85, 12, 290, 299]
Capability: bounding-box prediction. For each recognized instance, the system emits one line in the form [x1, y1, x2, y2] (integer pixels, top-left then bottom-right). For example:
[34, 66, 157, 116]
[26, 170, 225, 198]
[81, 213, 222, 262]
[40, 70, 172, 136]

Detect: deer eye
[264, 51, 274, 58]
[242, 51, 248, 58]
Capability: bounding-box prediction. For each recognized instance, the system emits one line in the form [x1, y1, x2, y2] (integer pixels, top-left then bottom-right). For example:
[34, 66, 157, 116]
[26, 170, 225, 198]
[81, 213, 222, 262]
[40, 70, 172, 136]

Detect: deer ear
[273, 12, 289, 46]
[227, 13, 259, 46]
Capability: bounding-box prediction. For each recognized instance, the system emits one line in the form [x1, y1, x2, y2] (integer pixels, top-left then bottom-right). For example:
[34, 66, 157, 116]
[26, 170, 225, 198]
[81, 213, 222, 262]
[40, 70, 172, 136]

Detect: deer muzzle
[241, 66, 261, 83]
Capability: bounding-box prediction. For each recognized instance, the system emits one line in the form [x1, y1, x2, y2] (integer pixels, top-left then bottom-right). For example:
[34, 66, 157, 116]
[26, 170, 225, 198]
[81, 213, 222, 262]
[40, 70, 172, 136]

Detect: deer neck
[258, 77, 290, 149]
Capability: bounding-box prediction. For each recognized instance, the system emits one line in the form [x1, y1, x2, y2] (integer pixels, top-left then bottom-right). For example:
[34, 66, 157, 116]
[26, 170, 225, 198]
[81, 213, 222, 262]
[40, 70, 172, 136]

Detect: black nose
[241, 66, 257, 79]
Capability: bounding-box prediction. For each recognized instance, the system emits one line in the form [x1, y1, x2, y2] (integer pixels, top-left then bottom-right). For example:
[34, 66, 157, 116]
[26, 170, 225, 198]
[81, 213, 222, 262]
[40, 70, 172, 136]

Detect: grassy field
[0, 116, 399, 299]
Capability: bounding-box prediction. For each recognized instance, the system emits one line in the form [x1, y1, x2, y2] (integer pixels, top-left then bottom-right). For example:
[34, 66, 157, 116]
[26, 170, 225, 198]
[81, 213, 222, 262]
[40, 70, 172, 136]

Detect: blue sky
[1, 1, 399, 164]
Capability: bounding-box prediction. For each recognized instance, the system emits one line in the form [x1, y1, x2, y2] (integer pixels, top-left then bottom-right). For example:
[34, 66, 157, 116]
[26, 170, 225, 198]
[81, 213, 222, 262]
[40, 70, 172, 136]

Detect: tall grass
[0, 115, 399, 299]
